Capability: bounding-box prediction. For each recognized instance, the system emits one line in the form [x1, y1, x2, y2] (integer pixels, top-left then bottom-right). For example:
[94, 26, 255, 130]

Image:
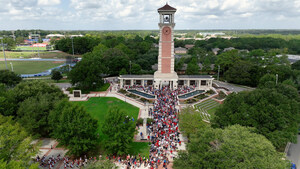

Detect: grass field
[128, 142, 150, 158]
[1, 51, 81, 59]
[74, 97, 139, 134]
[0, 61, 63, 74]
[73, 97, 147, 155]
[15, 46, 47, 50]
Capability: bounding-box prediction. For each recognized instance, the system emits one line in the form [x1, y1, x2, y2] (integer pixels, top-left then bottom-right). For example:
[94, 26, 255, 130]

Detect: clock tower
[154, 3, 178, 89]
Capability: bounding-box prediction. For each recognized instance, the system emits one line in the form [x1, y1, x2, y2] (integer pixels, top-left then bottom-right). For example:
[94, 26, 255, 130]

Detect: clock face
[163, 27, 171, 35]
[164, 15, 170, 23]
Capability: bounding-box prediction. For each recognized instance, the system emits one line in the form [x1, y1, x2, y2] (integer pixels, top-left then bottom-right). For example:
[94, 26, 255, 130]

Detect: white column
[187, 80, 190, 87]
[142, 79, 145, 87]
[120, 79, 124, 88]
[198, 80, 201, 90]
[130, 79, 133, 86]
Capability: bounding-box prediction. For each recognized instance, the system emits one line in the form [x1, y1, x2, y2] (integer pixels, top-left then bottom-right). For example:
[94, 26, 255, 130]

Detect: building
[185, 44, 194, 50]
[29, 34, 40, 40]
[119, 3, 213, 91]
[174, 47, 187, 54]
[45, 34, 65, 39]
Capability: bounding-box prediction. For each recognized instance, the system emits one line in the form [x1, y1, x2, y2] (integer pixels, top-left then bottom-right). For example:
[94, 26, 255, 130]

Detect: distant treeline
[174, 37, 300, 54]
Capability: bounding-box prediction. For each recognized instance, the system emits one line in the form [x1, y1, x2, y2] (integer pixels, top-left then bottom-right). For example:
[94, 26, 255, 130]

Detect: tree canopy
[49, 100, 98, 156]
[101, 107, 136, 155]
[51, 70, 63, 82]
[0, 70, 22, 88]
[212, 84, 300, 149]
[0, 115, 39, 169]
[173, 125, 290, 169]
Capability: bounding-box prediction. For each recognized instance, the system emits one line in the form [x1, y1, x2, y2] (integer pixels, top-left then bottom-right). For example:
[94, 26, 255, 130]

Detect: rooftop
[158, 3, 177, 12]
[119, 75, 154, 79]
[178, 75, 214, 79]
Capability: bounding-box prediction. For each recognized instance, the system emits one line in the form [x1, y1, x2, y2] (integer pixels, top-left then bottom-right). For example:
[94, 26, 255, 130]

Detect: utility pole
[0, 37, 8, 70]
[217, 65, 220, 81]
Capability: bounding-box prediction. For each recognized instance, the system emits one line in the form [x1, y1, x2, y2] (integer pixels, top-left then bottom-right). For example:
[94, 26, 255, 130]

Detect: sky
[1, 0, 300, 30]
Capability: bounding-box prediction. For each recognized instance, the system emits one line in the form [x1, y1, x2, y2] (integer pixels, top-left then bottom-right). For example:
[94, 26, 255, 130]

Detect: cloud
[38, 0, 61, 6]
[1, 0, 300, 29]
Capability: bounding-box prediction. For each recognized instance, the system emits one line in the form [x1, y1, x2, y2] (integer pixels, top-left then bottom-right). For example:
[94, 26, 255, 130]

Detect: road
[287, 135, 300, 167]
[213, 80, 254, 93]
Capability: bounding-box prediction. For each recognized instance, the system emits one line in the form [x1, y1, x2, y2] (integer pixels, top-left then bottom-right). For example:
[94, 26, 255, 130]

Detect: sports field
[15, 46, 47, 51]
[0, 61, 63, 74]
[1, 51, 81, 59]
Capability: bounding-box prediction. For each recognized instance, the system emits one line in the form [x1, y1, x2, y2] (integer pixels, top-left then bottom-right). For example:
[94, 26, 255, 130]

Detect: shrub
[147, 118, 154, 125]
[136, 118, 144, 126]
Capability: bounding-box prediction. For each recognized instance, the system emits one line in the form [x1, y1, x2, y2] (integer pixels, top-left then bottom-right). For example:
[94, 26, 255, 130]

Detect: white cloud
[1, 0, 300, 29]
[38, 0, 61, 6]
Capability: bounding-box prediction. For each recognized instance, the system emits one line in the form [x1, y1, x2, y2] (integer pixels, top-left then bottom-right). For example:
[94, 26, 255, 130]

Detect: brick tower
[154, 3, 178, 89]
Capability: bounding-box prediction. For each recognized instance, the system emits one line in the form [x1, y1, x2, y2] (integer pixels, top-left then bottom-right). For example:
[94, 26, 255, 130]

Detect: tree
[12, 80, 66, 105]
[101, 108, 136, 155]
[215, 50, 241, 73]
[68, 51, 106, 92]
[211, 86, 300, 149]
[224, 60, 262, 87]
[119, 68, 127, 75]
[174, 125, 290, 169]
[102, 48, 129, 76]
[179, 106, 207, 139]
[0, 70, 22, 88]
[0, 115, 39, 168]
[292, 60, 300, 70]
[131, 64, 142, 75]
[51, 70, 63, 82]
[49, 100, 98, 156]
[17, 94, 60, 137]
[186, 57, 199, 75]
[258, 73, 276, 88]
[0, 84, 16, 116]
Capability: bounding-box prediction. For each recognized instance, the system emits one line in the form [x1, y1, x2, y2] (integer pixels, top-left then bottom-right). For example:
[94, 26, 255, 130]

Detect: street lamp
[0, 37, 8, 70]
[71, 37, 74, 56]
[10, 62, 13, 72]
[217, 65, 220, 81]
[129, 60, 132, 75]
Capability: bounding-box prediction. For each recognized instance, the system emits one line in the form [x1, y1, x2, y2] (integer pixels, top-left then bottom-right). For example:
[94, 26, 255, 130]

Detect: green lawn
[74, 97, 143, 155]
[0, 61, 63, 74]
[15, 46, 47, 50]
[128, 142, 150, 158]
[1, 51, 81, 59]
[206, 105, 220, 116]
[195, 99, 220, 116]
[73, 97, 139, 134]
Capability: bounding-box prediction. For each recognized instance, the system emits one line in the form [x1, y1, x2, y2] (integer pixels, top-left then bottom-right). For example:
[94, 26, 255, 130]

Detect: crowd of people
[147, 87, 182, 169]
[36, 154, 94, 169]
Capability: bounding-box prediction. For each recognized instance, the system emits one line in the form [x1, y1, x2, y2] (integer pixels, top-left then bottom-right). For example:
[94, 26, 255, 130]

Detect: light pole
[0, 37, 8, 70]
[130, 61, 132, 75]
[217, 65, 220, 81]
[71, 37, 74, 56]
[10, 62, 13, 72]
